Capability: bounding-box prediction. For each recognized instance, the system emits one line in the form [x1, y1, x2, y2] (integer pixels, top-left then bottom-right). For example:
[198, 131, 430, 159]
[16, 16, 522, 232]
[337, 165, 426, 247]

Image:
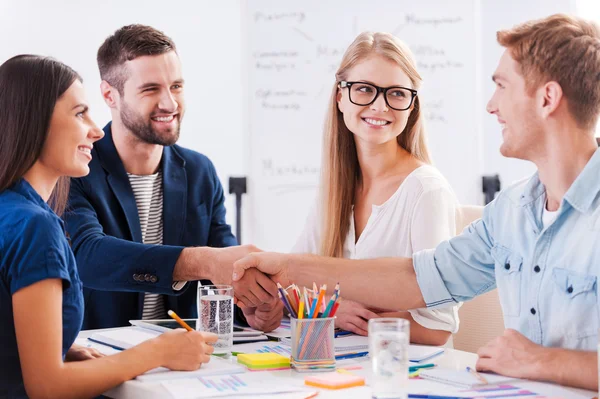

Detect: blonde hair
[498, 14, 600, 130]
[319, 31, 431, 257]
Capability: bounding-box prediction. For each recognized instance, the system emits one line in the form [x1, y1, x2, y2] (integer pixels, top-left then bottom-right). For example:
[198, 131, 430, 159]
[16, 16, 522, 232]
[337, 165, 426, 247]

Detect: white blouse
[292, 165, 461, 333]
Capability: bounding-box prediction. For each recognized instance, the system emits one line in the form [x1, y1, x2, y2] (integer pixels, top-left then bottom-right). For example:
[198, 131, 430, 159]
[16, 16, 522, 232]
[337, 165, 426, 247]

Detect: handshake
[196, 244, 292, 333]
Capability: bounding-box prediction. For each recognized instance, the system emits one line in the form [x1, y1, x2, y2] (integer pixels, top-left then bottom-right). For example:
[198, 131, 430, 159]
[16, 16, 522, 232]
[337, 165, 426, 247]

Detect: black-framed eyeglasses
[339, 81, 417, 111]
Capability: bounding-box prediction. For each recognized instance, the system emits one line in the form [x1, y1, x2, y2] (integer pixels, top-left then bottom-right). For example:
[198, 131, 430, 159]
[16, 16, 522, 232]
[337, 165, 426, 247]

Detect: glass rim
[198, 284, 233, 290]
[368, 318, 410, 325]
[291, 316, 336, 321]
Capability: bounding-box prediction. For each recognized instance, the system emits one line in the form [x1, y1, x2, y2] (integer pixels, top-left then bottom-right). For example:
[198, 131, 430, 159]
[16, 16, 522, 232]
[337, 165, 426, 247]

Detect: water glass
[369, 318, 410, 399]
[198, 285, 234, 354]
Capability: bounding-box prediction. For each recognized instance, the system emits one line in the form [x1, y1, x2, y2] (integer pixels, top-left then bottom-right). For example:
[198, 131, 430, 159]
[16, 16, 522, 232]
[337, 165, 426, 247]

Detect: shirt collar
[519, 172, 546, 206]
[519, 147, 600, 213]
[10, 178, 55, 213]
[563, 147, 600, 213]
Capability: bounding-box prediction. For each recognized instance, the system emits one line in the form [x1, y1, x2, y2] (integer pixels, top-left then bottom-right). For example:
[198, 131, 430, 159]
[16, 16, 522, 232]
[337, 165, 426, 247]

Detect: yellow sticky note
[237, 353, 290, 369]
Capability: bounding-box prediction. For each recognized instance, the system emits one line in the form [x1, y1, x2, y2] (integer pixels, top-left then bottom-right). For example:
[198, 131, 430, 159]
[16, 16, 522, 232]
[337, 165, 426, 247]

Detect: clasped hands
[216, 249, 286, 333]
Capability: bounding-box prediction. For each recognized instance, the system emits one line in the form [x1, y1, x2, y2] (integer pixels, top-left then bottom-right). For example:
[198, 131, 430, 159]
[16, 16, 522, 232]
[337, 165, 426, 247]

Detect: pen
[167, 309, 193, 331]
[409, 363, 435, 372]
[466, 366, 489, 384]
[335, 351, 369, 360]
[231, 351, 244, 356]
[408, 395, 467, 399]
[334, 330, 353, 338]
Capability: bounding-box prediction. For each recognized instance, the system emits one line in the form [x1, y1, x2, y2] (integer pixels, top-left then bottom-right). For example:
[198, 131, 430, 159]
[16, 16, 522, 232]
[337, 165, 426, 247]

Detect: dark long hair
[0, 55, 82, 215]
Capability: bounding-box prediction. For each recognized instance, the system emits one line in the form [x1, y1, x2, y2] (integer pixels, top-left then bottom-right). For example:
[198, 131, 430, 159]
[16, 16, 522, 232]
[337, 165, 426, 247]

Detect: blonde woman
[291, 32, 459, 345]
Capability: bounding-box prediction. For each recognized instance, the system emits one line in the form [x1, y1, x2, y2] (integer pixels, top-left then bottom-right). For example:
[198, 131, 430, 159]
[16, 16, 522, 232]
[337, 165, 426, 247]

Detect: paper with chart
[136, 356, 245, 381]
[161, 373, 316, 398]
[247, 0, 480, 251]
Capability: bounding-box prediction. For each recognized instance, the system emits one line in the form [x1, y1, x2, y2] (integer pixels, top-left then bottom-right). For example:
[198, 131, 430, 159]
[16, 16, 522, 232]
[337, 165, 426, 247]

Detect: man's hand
[175, 244, 262, 284]
[334, 299, 380, 336]
[65, 344, 105, 361]
[476, 329, 546, 379]
[232, 252, 291, 287]
[210, 245, 262, 285]
[232, 268, 279, 308]
[240, 300, 284, 332]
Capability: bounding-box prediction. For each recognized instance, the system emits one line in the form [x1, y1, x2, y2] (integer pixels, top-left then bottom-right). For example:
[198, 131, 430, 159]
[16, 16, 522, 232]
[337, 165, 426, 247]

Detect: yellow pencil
[298, 298, 305, 319]
[167, 310, 194, 332]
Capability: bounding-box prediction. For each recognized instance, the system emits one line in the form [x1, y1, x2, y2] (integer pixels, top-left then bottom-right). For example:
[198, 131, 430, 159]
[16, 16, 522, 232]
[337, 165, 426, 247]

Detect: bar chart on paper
[162, 374, 315, 398]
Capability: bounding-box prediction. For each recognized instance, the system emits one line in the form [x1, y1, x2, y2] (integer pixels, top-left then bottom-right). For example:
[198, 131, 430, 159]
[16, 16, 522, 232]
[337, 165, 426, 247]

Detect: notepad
[137, 356, 245, 381]
[305, 372, 365, 389]
[237, 353, 291, 370]
[418, 368, 515, 388]
[407, 345, 445, 363]
[334, 335, 444, 362]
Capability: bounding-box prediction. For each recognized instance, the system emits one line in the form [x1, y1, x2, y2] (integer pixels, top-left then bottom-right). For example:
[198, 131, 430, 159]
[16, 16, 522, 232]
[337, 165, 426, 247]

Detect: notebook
[137, 356, 245, 381]
[418, 368, 516, 388]
[334, 335, 444, 362]
[407, 345, 445, 363]
[129, 320, 270, 343]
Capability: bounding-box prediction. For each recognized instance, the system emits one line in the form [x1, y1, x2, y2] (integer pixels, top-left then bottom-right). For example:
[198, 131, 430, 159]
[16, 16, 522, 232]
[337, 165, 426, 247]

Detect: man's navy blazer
[64, 122, 237, 329]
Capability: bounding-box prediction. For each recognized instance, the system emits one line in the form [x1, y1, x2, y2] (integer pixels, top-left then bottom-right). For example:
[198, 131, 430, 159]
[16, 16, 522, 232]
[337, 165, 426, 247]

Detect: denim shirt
[414, 147, 600, 351]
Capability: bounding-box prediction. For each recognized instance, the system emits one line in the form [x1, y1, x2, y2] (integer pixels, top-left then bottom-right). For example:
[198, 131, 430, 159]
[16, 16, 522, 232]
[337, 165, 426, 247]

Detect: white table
[77, 330, 596, 399]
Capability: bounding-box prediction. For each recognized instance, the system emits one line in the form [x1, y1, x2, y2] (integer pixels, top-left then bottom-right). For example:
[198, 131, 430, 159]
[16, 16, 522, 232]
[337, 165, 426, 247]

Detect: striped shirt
[128, 170, 166, 320]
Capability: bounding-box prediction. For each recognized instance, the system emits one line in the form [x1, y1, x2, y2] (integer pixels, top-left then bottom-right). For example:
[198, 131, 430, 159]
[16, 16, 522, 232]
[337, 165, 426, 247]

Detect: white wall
[479, 0, 575, 189]
[577, 0, 600, 138]
[0, 0, 593, 248]
[0, 0, 248, 239]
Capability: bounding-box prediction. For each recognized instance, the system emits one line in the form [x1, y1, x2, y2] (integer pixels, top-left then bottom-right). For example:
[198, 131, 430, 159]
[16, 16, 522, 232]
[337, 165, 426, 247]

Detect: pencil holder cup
[290, 317, 336, 372]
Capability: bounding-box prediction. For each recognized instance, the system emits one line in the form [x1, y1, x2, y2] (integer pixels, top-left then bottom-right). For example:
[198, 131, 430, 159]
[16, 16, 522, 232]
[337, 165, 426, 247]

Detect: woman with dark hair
[0, 55, 216, 399]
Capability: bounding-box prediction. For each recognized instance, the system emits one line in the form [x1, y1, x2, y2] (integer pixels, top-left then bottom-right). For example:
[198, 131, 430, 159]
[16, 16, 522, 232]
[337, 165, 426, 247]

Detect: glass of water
[197, 285, 234, 355]
[369, 318, 410, 399]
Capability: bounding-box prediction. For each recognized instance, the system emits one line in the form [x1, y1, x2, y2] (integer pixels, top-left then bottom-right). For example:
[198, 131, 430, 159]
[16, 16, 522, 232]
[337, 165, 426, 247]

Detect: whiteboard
[246, 0, 481, 251]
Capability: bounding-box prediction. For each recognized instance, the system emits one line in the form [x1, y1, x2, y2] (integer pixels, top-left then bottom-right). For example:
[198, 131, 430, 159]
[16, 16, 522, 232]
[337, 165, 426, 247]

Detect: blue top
[414, 147, 600, 351]
[0, 179, 83, 398]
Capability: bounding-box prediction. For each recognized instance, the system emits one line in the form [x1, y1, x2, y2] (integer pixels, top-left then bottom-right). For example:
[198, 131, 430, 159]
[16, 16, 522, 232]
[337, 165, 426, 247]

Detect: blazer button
[530, 308, 536, 315]
[534, 265, 541, 273]
[144, 274, 152, 282]
[133, 274, 140, 281]
[504, 263, 510, 270]
[567, 286, 573, 294]
[150, 276, 158, 283]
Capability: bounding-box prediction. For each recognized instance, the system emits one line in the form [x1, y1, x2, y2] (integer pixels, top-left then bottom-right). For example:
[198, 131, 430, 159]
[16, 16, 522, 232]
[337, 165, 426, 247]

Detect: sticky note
[237, 353, 290, 370]
[304, 372, 365, 389]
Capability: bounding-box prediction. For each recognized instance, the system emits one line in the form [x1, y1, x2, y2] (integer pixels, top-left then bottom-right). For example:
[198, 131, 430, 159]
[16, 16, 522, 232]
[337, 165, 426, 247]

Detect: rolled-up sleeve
[413, 200, 498, 308]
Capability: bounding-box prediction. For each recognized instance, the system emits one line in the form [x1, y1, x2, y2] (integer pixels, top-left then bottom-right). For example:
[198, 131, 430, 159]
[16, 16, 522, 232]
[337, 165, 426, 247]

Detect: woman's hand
[65, 344, 105, 361]
[334, 299, 380, 336]
[155, 329, 218, 371]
